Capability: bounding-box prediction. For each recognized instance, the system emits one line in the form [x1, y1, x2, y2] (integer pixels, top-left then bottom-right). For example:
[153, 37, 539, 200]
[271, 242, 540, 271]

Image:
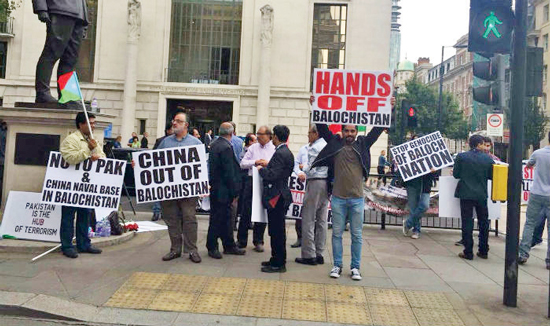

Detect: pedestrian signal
[468, 0, 514, 54]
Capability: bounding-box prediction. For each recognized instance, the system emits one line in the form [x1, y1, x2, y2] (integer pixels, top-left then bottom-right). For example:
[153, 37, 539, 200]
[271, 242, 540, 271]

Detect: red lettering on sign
[331, 72, 345, 94]
[361, 73, 376, 96]
[318, 95, 343, 110]
[367, 97, 385, 112]
[377, 73, 392, 96]
[316, 71, 331, 94]
[346, 97, 365, 111]
[346, 73, 361, 95]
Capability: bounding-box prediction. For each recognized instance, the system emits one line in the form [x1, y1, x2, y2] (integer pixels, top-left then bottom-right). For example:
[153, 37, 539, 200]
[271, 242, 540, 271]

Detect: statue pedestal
[0, 107, 115, 210]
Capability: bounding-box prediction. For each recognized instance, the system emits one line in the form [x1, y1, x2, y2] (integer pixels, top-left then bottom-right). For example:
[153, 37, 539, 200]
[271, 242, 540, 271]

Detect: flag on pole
[58, 71, 83, 104]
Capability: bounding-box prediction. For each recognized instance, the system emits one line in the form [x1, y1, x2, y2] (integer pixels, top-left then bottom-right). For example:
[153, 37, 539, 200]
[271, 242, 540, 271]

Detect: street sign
[487, 113, 504, 136]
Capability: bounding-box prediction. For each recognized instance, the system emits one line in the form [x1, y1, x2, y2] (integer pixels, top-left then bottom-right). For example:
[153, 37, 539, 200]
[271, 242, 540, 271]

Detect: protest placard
[251, 168, 268, 223]
[311, 69, 393, 128]
[389, 131, 454, 182]
[41, 152, 126, 210]
[286, 173, 307, 219]
[522, 160, 533, 204]
[438, 176, 501, 220]
[132, 145, 209, 204]
[0, 191, 61, 242]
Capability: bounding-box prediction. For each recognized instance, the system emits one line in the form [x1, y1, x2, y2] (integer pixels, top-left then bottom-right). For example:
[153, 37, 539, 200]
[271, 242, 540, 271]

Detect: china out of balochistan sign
[311, 69, 393, 128]
[487, 113, 504, 136]
[132, 145, 209, 204]
[390, 131, 454, 182]
[0, 191, 61, 242]
[41, 152, 126, 210]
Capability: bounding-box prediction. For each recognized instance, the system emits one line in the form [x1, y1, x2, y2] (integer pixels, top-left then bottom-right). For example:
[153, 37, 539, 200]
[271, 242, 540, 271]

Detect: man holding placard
[156, 111, 203, 263]
[59, 112, 104, 258]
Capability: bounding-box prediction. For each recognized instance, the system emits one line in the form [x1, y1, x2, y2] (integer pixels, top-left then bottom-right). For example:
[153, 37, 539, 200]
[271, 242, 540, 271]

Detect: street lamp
[438, 44, 469, 130]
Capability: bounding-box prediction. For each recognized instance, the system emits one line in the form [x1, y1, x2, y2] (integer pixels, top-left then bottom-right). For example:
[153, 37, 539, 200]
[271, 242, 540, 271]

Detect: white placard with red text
[312, 69, 393, 127]
[522, 160, 533, 204]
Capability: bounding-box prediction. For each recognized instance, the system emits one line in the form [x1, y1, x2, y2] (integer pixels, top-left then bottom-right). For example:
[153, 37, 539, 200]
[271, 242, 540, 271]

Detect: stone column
[256, 5, 273, 128]
[120, 0, 142, 141]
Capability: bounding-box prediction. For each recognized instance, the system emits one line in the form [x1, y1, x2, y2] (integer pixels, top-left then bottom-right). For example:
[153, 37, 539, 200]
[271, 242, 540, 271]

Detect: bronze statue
[32, 0, 89, 103]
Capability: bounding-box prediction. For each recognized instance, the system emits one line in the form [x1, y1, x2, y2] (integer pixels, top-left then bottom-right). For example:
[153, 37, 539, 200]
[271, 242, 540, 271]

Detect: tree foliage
[0, 0, 20, 22]
[523, 97, 549, 153]
[389, 78, 469, 145]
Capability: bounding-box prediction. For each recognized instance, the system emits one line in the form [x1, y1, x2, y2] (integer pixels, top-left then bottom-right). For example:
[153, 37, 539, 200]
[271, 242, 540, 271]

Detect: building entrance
[166, 99, 233, 138]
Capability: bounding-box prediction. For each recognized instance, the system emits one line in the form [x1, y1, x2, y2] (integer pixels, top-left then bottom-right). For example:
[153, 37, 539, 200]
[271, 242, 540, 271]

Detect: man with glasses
[156, 111, 203, 263]
[238, 126, 275, 252]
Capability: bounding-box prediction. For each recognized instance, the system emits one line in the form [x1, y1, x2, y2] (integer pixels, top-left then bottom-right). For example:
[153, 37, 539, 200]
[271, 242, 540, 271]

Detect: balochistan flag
[58, 71, 83, 104]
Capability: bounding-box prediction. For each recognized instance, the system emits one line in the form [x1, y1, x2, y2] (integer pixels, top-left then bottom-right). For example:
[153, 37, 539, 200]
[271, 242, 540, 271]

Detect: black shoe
[261, 265, 286, 273]
[291, 239, 302, 248]
[208, 250, 223, 259]
[162, 251, 181, 261]
[458, 252, 473, 260]
[189, 252, 202, 263]
[151, 213, 160, 221]
[237, 242, 247, 249]
[455, 239, 464, 246]
[62, 250, 78, 259]
[295, 257, 317, 265]
[531, 240, 543, 248]
[261, 260, 271, 267]
[35, 92, 58, 104]
[253, 244, 264, 252]
[224, 247, 246, 255]
[316, 255, 324, 265]
[78, 246, 102, 254]
[476, 252, 488, 259]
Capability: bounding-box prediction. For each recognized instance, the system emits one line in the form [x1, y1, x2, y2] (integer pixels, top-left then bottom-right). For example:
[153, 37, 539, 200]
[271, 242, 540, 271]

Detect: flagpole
[74, 72, 94, 140]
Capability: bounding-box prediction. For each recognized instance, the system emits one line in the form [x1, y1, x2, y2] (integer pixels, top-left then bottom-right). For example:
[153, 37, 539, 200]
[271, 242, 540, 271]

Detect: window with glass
[545, 34, 549, 51]
[544, 65, 548, 83]
[544, 5, 549, 23]
[168, 0, 243, 84]
[311, 4, 347, 88]
[0, 41, 6, 78]
[76, 0, 98, 83]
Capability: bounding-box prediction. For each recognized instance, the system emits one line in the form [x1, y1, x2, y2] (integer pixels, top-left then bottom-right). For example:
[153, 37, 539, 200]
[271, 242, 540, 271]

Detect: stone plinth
[0, 107, 116, 209]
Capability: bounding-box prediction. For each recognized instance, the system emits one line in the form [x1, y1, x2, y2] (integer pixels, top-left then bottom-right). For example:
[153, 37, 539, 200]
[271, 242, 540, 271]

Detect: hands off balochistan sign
[390, 131, 454, 182]
[41, 152, 126, 210]
[312, 69, 393, 128]
[132, 145, 209, 204]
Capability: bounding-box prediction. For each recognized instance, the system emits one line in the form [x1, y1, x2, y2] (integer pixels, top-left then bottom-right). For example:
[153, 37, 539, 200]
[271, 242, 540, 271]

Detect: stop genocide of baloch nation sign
[312, 69, 394, 128]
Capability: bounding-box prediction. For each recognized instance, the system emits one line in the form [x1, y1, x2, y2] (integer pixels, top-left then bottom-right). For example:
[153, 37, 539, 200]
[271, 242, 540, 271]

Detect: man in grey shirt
[157, 111, 204, 263]
[518, 132, 550, 268]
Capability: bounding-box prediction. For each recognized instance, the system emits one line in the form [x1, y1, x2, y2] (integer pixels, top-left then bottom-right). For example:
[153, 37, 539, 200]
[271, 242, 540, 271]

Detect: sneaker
[350, 268, 362, 281]
[518, 256, 528, 265]
[329, 266, 342, 278]
[402, 220, 412, 236]
[411, 232, 420, 239]
[151, 213, 160, 221]
[455, 239, 464, 246]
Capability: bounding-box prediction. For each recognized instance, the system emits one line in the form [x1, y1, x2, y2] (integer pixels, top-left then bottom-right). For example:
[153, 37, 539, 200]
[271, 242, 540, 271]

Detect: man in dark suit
[257, 125, 294, 273]
[206, 122, 246, 259]
[453, 134, 494, 260]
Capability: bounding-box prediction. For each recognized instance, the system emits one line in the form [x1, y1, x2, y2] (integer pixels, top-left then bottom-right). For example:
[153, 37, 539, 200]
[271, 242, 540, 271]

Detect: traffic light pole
[503, 0, 527, 308]
[498, 54, 506, 112]
[438, 46, 445, 130]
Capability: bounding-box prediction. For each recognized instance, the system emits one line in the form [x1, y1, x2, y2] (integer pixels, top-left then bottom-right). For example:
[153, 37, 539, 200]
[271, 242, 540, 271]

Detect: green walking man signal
[483, 11, 503, 39]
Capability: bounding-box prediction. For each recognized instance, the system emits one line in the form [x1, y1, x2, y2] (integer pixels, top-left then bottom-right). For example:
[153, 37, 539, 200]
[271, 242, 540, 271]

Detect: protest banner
[41, 152, 126, 210]
[438, 176, 501, 220]
[285, 173, 332, 220]
[522, 160, 533, 204]
[0, 191, 61, 242]
[389, 131, 454, 182]
[311, 69, 393, 128]
[251, 168, 268, 223]
[132, 145, 209, 204]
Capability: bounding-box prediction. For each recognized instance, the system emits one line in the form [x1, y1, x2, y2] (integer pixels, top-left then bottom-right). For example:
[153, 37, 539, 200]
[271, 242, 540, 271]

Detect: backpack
[107, 210, 124, 236]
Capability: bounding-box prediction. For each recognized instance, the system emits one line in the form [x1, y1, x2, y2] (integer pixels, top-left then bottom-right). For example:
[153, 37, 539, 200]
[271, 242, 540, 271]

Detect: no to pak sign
[487, 113, 503, 136]
[312, 69, 393, 128]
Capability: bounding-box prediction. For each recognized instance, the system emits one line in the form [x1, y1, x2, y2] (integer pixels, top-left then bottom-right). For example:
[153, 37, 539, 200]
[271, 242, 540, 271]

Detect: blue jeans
[60, 206, 92, 252]
[405, 187, 430, 233]
[531, 210, 547, 245]
[519, 194, 550, 261]
[331, 196, 364, 270]
[152, 202, 162, 215]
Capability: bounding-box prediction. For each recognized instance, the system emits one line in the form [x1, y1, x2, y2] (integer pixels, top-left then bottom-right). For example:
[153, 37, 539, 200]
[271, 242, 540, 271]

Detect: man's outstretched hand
[37, 11, 51, 24]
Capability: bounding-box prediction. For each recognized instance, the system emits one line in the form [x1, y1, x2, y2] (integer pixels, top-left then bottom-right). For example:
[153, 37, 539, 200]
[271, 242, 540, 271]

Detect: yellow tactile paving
[104, 288, 158, 309]
[365, 287, 409, 306]
[284, 282, 325, 300]
[369, 304, 419, 326]
[404, 291, 454, 310]
[104, 272, 468, 326]
[326, 302, 372, 325]
[162, 274, 208, 293]
[413, 308, 465, 326]
[237, 295, 284, 318]
[148, 291, 199, 312]
[325, 284, 367, 303]
[203, 277, 246, 295]
[193, 293, 241, 315]
[282, 299, 326, 322]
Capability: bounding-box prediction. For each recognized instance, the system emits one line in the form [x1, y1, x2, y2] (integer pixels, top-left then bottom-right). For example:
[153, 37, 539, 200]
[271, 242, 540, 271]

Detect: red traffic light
[408, 107, 415, 117]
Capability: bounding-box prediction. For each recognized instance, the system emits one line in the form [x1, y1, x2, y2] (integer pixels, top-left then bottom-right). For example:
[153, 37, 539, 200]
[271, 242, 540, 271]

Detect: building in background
[389, 0, 402, 72]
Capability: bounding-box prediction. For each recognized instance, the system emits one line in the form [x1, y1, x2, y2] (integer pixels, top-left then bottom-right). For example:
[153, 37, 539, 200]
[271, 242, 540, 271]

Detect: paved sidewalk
[0, 212, 549, 325]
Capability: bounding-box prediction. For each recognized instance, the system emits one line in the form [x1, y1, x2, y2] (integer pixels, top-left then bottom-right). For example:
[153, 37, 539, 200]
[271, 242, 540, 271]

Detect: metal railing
[0, 17, 14, 37]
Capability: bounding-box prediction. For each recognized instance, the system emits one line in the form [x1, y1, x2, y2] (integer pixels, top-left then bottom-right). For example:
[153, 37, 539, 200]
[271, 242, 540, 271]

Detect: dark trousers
[268, 199, 287, 267]
[237, 176, 266, 246]
[295, 219, 302, 239]
[60, 206, 92, 252]
[460, 199, 489, 258]
[36, 14, 86, 96]
[207, 197, 237, 252]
